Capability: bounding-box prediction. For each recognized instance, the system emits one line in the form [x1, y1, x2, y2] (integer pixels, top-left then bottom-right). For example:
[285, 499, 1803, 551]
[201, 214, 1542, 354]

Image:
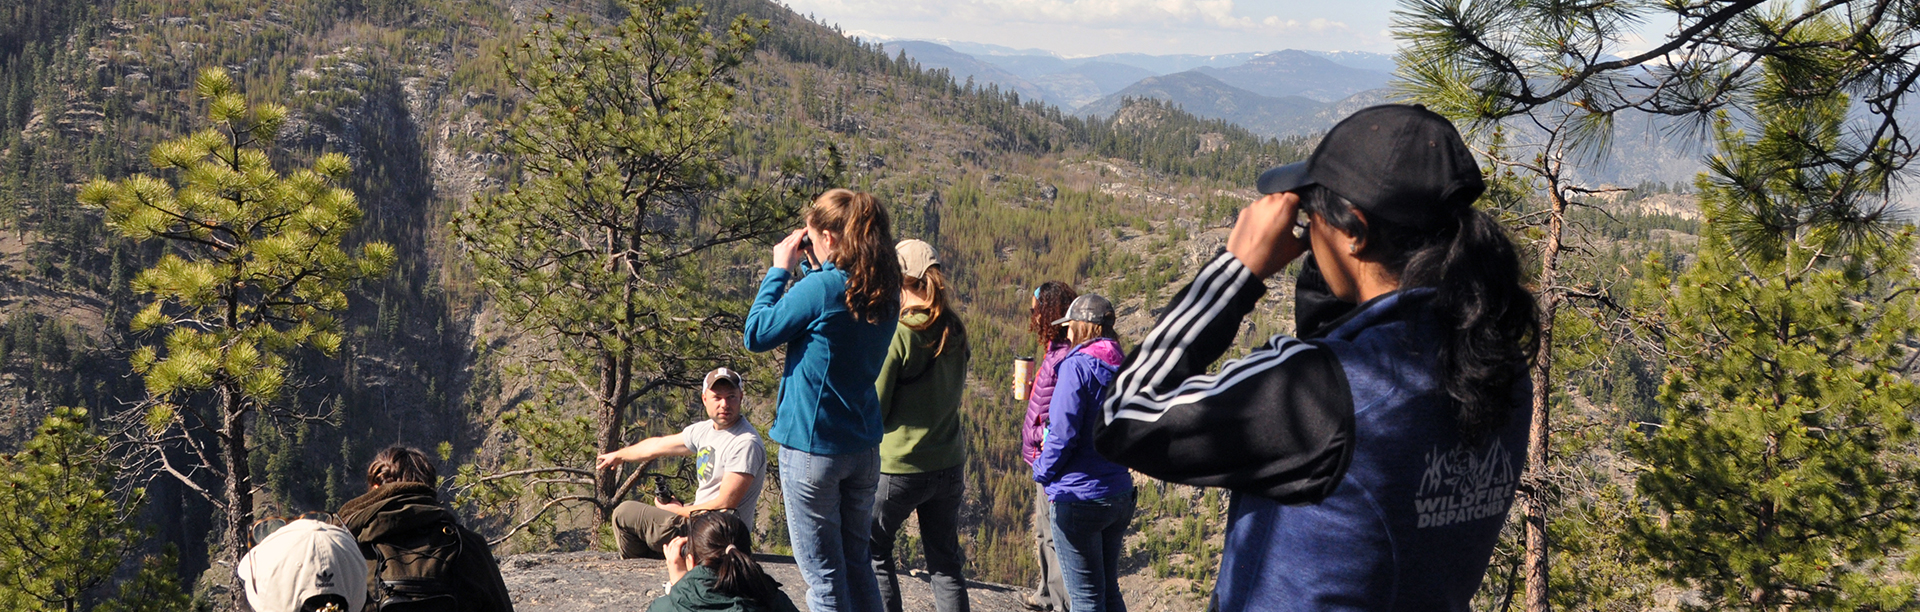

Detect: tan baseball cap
[896, 239, 939, 279]
[237, 519, 367, 612]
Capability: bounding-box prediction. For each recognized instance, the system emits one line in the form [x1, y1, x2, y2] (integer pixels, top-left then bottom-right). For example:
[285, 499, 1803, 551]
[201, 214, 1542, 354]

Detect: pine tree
[0, 407, 149, 612]
[451, 0, 800, 535]
[1626, 51, 1920, 611]
[93, 547, 190, 612]
[77, 68, 394, 577]
[1392, 4, 1920, 609]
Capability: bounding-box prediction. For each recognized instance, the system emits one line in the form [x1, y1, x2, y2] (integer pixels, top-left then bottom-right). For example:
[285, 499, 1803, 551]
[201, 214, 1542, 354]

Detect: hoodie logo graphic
[1414, 439, 1516, 529]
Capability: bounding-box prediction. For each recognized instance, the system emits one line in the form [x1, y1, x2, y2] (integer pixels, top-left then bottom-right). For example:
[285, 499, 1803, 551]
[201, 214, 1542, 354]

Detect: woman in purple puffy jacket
[1020, 281, 1076, 610]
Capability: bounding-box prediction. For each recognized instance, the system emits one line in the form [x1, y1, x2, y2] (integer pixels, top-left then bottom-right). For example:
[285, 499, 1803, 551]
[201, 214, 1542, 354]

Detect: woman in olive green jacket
[869, 239, 972, 612]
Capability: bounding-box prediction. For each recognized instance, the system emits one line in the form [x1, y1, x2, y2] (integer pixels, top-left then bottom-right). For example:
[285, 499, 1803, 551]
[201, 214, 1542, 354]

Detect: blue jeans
[781, 446, 885, 612]
[871, 466, 969, 612]
[1051, 490, 1135, 612]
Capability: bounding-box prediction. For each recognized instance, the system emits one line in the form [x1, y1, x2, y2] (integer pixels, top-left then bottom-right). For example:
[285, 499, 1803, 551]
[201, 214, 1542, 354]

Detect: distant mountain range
[1077, 72, 1327, 138]
[874, 37, 1718, 185]
[1193, 50, 1390, 102]
[877, 39, 1393, 115]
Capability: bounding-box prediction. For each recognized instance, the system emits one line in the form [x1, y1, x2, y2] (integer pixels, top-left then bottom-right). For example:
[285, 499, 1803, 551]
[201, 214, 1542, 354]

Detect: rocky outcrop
[501, 551, 1035, 612]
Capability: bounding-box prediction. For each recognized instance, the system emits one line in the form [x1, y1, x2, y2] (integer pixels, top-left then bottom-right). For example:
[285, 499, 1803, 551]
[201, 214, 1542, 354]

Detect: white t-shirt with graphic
[682, 419, 767, 527]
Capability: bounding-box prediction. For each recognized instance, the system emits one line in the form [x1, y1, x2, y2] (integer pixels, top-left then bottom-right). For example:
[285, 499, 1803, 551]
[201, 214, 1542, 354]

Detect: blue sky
[778, 0, 1667, 58]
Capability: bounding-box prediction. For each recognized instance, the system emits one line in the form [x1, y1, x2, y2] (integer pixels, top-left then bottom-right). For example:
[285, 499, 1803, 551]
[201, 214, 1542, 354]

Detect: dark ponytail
[685, 511, 784, 604]
[1301, 185, 1539, 442]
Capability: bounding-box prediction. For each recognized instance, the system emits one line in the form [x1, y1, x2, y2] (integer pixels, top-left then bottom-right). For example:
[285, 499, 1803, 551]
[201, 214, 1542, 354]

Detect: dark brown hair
[1029, 281, 1077, 347]
[902, 265, 966, 358]
[808, 189, 901, 325]
[366, 446, 438, 488]
[686, 511, 783, 604]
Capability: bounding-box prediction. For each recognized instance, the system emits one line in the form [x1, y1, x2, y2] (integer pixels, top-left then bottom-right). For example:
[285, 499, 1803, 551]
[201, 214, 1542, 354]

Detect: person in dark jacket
[1095, 105, 1540, 612]
[338, 446, 515, 612]
[1020, 281, 1076, 611]
[869, 239, 972, 612]
[648, 510, 802, 612]
[1033, 293, 1132, 612]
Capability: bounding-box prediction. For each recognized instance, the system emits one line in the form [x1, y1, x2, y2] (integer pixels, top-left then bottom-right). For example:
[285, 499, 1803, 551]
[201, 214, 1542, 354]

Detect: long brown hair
[1029, 281, 1077, 347]
[686, 511, 783, 604]
[808, 189, 901, 324]
[903, 265, 966, 358]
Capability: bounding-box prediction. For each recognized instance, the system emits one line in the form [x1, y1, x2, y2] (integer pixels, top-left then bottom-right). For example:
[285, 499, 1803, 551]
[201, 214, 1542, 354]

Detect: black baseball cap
[1256, 104, 1485, 228]
[1050, 294, 1115, 326]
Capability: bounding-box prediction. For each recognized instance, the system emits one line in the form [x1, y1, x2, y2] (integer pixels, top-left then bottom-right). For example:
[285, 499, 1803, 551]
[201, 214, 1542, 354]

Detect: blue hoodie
[744, 263, 899, 455]
[1033, 337, 1132, 502]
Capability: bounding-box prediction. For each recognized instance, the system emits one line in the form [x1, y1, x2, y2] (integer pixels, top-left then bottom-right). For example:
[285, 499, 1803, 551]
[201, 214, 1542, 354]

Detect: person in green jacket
[868, 238, 972, 612]
[649, 511, 802, 612]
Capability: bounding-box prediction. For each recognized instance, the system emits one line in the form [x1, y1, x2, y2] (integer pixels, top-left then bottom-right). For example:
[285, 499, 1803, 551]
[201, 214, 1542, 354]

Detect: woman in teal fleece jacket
[743, 188, 901, 612]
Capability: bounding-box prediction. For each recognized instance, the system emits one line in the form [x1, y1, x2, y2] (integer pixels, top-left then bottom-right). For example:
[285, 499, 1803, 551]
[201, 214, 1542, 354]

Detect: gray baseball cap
[1050, 294, 1114, 326]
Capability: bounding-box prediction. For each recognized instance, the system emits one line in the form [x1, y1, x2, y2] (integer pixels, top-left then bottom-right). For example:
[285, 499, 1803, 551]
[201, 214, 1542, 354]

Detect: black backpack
[363, 515, 463, 612]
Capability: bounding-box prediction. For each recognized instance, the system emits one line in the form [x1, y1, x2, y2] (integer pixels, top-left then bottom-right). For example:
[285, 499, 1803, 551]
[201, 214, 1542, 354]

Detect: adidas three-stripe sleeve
[1094, 252, 1355, 503]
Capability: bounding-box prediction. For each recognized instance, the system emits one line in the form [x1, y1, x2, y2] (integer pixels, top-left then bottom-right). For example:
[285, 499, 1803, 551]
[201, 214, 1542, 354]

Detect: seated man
[598, 367, 768, 559]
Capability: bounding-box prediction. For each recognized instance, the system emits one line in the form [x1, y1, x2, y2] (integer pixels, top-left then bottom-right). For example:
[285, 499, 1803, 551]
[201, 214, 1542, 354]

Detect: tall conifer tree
[453, 0, 799, 534]
[1393, 3, 1920, 608]
[78, 68, 394, 574]
[1627, 46, 1920, 610]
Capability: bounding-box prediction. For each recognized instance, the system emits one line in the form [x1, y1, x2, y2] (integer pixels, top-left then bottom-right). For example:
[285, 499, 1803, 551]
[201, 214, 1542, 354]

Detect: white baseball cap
[237, 519, 368, 612]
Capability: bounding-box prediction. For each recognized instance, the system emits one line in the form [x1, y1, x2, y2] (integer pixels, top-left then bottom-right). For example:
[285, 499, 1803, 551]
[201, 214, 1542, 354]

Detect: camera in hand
[652, 473, 677, 505]
[797, 234, 818, 271]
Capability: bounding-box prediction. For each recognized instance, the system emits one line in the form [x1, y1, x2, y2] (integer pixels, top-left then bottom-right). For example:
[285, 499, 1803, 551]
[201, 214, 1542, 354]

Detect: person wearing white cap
[599, 367, 768, 559]
[237, 519, 367, 612]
